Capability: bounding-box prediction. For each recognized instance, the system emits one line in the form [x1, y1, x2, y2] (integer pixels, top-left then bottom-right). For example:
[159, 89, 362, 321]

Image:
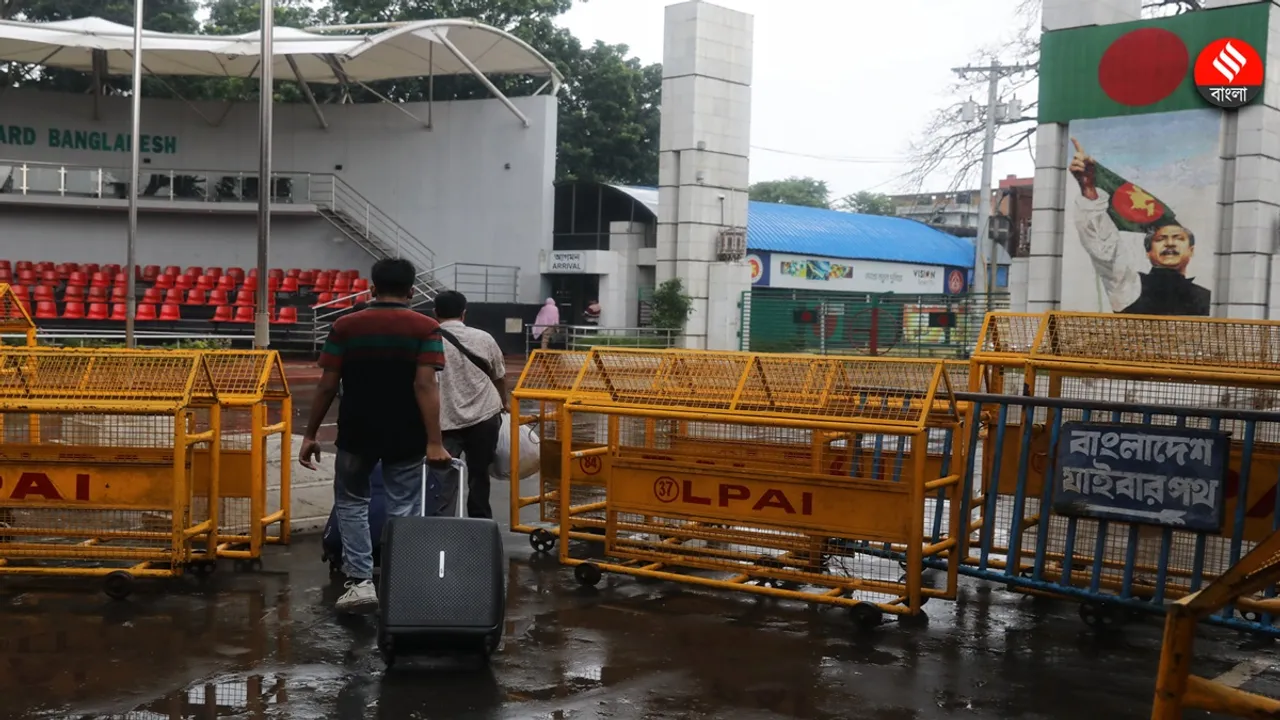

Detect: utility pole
[254, 0, 274, 349]
[953, 60, 1036, 312]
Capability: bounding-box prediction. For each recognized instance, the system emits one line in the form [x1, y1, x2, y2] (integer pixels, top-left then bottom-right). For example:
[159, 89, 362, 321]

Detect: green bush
[650, 278, 693, 331]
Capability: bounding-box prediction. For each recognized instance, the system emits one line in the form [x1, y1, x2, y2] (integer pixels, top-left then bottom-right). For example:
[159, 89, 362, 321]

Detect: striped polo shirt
[319, 302, 446, 461]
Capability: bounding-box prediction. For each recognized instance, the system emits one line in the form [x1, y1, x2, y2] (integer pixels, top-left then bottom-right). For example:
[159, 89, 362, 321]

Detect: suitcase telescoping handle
[420, 458, 468, 518]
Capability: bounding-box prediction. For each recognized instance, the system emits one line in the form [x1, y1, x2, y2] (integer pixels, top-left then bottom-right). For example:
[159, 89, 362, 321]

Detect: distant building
[889, 175, 1034, 258]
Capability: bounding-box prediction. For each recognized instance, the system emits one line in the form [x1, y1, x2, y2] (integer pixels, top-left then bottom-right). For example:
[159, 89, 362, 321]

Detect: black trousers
[442, 412, 502, 519]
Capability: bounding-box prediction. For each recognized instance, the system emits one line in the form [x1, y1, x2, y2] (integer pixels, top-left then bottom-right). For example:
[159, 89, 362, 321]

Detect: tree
[650, 277, 693, 332]
[749, 176, 830, 209]
[835, 191, 895, 216]
[907, 0, 1204, 191]
[556, 41, 663, 186]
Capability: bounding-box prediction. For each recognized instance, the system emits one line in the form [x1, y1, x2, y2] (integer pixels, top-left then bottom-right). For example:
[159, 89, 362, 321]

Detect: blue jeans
[333, 450, 427, 581]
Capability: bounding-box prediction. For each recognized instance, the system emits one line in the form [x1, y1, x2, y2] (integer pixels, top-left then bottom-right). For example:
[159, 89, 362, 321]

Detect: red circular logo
[1194, 38, 1264, 108]
[579, 456, 601, 476]
[653, 476, 679, 503]
[947, 269, 965, 294]
[1098, 28, 1189, 107]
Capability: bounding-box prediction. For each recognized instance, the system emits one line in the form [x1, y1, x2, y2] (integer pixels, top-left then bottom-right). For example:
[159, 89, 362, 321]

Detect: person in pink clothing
[532, 298, 560, 349]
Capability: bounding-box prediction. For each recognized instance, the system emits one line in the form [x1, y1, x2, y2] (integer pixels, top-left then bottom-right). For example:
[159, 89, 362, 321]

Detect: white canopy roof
[0, 16, 563, 85]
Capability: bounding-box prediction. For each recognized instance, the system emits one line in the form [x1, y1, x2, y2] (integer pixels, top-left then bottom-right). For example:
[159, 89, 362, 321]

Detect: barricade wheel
[755, 556, 799, 590]
[103, 571, 135, 601]
[189, 561, 216, 578]
[530, 529, 556, 554]
[234, 558, 264, 573]
[849, 603, 883, 629]
[574, 562, 603, 588]
[896, 574, 930, 606]
[1078, 602, 1124, 629]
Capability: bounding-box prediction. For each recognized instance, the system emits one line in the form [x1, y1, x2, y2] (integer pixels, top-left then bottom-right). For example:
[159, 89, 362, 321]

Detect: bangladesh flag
[1039, 3, 1268, 123]
[1092, 162, 1176, 232]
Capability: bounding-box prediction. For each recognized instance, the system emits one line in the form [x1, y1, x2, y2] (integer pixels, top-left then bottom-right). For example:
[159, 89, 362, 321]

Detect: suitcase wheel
[529, 528, 556, 554]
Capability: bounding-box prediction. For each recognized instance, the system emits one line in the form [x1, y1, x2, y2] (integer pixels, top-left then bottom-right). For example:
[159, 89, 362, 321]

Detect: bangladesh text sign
[1053, 422, 1229, 531]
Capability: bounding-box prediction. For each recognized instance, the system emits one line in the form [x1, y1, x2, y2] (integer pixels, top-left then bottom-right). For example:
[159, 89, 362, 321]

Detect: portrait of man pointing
[1068, 137, 1210, 316]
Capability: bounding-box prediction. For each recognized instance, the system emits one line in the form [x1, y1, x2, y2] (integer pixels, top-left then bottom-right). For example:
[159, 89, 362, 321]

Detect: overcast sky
[559, 0, 1037, 197]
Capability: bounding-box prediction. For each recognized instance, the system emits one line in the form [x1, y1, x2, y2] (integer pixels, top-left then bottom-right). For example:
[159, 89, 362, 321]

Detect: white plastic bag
[492, 412, 541, 480]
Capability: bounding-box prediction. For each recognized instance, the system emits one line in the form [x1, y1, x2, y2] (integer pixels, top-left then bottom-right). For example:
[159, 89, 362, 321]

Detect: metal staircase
[310, 175, 447, 302]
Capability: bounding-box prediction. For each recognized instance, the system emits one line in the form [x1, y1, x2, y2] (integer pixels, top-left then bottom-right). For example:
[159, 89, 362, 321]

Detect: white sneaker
[336, 579, 378, 614]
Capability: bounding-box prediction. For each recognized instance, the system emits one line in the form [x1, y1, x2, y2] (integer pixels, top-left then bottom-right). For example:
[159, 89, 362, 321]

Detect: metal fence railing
[739, 289, 1011, 358]
[524, 324, 679, 355]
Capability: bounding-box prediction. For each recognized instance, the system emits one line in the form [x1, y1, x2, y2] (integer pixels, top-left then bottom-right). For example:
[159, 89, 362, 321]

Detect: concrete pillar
[658, 0, 753, 349]
[706, 261, 750, 350]
[1043, 0, 1140, 30]
[1009, 257, 1031, 313]
[601, 220, 645, 328]
[1029, 123, 1066, 313]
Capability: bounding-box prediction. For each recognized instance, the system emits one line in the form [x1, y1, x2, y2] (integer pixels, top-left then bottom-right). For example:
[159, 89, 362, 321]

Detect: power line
[750, 145, 906, 163]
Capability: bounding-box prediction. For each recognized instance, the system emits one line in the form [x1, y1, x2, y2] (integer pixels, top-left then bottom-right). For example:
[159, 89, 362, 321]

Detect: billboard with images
[1062, 108, 1221, 315]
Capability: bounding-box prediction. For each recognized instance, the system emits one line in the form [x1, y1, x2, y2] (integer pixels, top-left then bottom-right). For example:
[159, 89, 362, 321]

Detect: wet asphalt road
[3, 368, 1278, 718]
[3, 476, 1280, 720]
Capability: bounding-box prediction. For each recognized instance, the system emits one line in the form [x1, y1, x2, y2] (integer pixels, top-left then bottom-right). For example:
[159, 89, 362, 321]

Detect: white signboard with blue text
[745, 250, 968, 295]
[1053, 422, 1229, 531]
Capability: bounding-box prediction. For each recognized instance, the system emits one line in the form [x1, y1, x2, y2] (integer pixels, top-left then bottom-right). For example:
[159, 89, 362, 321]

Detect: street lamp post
[254, 0, 275, 348]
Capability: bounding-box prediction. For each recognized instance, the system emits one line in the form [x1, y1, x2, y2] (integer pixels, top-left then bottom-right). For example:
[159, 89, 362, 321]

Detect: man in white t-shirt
[433, 290, 508, 519]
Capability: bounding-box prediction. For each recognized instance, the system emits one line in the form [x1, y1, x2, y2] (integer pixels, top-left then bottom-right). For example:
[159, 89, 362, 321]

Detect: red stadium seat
[212, 305, 233, 322]
[62, 301, 85, 319]
[154, 274, 174, 290]
[208, 289, 229, 306]
[39, 270, 58, 286]
[142, 265, 160, 282]
[174, 274, 194, 291]
[268, 268, 284, 280]
[86, 286, 106, 302]
[352, 278, 369, 292]
[311, 273, 332, 292]
[234, 290, 255, 306]
[9, 285, 28, 301]
[185, 266, 202, 277]
[195, 275, 215, 291]
[159, 303, 181, 321]
[82, 263, 100, 276]
[333, 295, 352, 309]
[87, 302, 108, 320]
[273, 306, 298, 324]
[280, 276, 299, 293]
[63, 285, 85, 301]
[0, 260, 9, 271]
[68, 270, 88, 287]
[103, 264, 121, 277]
[226, 267, 245, 281]
[164, 288, 184, 304]
[163, 265, 181, 277]
[32, 285, 54, 302]
[36, 261, 54, 273]
[14, 261, 32, 272]
[233, 305, 254, 323]
[298, 270, 316, 286]
[286, 268, 301, 278]
[142, 287, 162, 303]
[34, 300, 57, 319]
[136, 303, 157, 321]
[110, 303, 127, 321]
[0, 269, 10, 284]
[110, 286, 127, 303]
[242, 274, 258, 291]
[185, 288, 207, 306]
[312, 292, 333, 308]
[56, 263, 74, 279]
[205, 266, 223, 278]
[267, 275, 280, 292]
[90, 271, 109, 288]
[216, 275, 237, 292]
[112, 272, 127, 287]
[16, 269, 36, 285]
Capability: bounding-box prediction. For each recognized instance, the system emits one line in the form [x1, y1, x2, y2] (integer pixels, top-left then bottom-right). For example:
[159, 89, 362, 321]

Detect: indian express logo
[1194, 37, 1263, 109]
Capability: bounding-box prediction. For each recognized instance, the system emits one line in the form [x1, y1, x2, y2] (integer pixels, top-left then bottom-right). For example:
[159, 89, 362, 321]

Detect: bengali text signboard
[1053, 422, 1229, 531]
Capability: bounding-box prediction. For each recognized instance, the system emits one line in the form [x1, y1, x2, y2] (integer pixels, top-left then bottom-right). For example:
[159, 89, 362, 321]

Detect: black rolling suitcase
[377, 458, 506, 667]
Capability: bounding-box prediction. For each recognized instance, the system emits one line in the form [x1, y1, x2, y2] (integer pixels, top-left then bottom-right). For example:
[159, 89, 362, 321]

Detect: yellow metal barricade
[0, 283, 37, 346]
[1151, 528, 1280, 718]
[191, 350, 292, 567]
[509, 350, 609, 554]
[558, 348, 966, 624]
[959, 311, 1280, 631]
[0, 347, 220, 599]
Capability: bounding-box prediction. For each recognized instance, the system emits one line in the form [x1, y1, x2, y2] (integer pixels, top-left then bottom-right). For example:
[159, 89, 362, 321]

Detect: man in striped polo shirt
[299, 257, 452, 614]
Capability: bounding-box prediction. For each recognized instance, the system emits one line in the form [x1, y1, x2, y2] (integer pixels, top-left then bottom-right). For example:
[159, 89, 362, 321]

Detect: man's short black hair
[434, 290, 468, 320]
[371, 258, 416, 298]
[1143, 222, 1195, 251]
